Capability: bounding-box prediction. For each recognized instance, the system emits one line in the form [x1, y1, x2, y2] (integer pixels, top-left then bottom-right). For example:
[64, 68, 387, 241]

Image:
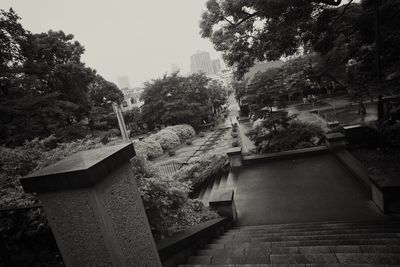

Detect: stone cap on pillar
[20, 143, 135, 194]
[226, 147, 242, 156]
[324, 132, 345, 143]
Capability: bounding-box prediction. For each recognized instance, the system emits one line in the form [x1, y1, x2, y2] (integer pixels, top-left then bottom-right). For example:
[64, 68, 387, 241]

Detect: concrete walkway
[234, 154, 385, 226]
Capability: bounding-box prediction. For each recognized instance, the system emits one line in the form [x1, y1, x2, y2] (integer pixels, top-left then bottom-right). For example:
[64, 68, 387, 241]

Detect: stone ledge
[156, 217, 231, 267]
[324, 132, 346, 142]
[20, 143, 135, 193]
[227, 147, 242, 155]
[370, 173, 400, 213]
[209, 189, 237, 221]
[243, 146, 329, 165]
[332, 149, 371, 191]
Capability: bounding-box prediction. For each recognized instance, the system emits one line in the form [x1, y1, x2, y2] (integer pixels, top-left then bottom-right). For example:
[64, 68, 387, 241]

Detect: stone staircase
[180, 220, 400, 266]
[197, 170, 240, 207]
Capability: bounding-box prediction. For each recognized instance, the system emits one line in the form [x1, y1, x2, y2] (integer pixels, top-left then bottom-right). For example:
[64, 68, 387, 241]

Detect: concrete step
[201, 182, 214, 206]
[207, 175, 222, 204]
[198, 245, 400, 256]
[218, 173, 228, 189]
[215, 233, 400, 243]
[187, 253, 400, 265]
[181, 265, 392, 267]
[208, 238, 400, 249]
[230, 221, 400, 232]
[225, 169, 239, 190]
[196, 185, 207, 200]
[223, 227, 400, 239]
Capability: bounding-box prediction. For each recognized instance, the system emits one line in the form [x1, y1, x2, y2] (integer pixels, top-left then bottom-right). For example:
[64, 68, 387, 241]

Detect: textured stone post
[20, 143, 161, 267]
[227, 147, 243, 167]
[324, 132, 346, 150]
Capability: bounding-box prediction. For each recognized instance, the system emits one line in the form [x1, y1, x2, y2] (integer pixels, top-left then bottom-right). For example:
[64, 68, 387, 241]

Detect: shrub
[231, 133, 239, 138]
[167, 124, 196, 140]
[168, 150, 176, 157]
[247, 120, 323, 154]
[134, 137, 163, 160]
[232, 127, 238, 133]
[185, 140, 192, 145]
[131, 156, 219, 239]
[1, 137, 219, 243]
[154, 128, 181, 150]
[232, 141, 240, 147]
[172, 153, 229, 192]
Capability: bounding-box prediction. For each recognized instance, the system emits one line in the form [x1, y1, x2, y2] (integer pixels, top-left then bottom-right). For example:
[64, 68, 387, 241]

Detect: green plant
[185, 140, 193, 145]
[133, 137, 163, 160]
[247, 120, 323, 154]
[172, 153, 229, 193]
[154, 128, 181, 150]
[231, 133, 239, 138]
[167, 124, 196, 140]
[232, 141, 240, 147]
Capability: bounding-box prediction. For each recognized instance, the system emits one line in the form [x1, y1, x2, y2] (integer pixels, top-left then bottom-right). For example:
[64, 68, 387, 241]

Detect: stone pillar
[324, 132, 346, 150]
[227, 147, 243, 167]
[209, 190, 237, 222]
[20, 143, 161, 267]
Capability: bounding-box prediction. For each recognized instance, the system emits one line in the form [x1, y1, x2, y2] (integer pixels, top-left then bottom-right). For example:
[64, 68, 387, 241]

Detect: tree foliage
[140, 72, 227, 128]
[0, 9, 121, 145]
[200, 0, 400, 93]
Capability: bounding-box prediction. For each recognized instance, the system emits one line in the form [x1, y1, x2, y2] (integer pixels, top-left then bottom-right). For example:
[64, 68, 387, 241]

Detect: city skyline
[0, 0, 222, 87]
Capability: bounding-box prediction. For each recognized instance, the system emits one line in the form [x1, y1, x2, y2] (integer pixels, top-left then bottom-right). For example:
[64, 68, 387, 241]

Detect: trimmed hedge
[154, 128, 181, 150]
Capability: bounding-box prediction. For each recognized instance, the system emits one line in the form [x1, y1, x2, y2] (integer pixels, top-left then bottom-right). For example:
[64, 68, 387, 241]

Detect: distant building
[119, 87, 144, 112]
[117, 76, 131, 90]
[212, 59, 221, 75]
[117, 76, 144, 112]
[190, 51, 214, 75]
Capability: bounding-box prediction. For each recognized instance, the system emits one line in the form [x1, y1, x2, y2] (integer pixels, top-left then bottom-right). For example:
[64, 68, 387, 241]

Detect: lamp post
[103, 97, 129, 142]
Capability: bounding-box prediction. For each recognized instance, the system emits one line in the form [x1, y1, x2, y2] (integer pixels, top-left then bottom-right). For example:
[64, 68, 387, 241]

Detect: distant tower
[117, 76, 131, 89]
[190, 51, 213, 75]
[212, 59, 221, 74]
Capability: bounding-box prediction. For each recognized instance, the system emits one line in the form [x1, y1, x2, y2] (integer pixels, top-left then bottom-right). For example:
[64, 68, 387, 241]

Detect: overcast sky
[0, 0, 221, 87]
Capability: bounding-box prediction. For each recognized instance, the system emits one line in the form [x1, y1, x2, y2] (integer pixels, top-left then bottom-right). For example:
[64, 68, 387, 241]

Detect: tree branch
[333, 0, 354, 23]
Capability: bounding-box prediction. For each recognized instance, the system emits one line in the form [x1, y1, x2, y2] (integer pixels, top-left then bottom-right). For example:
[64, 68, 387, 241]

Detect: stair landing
[235, 154, 385, 226]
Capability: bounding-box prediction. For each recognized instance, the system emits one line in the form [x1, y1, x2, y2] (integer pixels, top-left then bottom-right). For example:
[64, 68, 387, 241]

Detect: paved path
[234, 154, 385, 226]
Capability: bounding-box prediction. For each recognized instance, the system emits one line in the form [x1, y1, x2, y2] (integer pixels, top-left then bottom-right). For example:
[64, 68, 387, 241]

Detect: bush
[232, 127, 238, 133]
[167, 124, 196, 140]
[1, 137, 219, 243]
[232, 141, 240, 147]
[247, 120, 323, 154]
[231, 133, 239, 138]
[154, 128, 181, 150]
[185, 140, 192, 145]
[168, 150, 176, 157]
[134, 137, 163, 160]
[172, 153, 229, 192]
[131, 156, 219, 239]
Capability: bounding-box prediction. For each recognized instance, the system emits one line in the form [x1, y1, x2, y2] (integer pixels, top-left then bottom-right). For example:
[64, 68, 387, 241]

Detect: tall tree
[0, 9, 110, 145]
[140, 72, 226, 128]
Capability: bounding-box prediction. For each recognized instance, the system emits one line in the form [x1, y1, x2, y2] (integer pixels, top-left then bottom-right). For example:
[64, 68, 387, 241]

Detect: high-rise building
[117, 76, 131, 89]
[212, 59, 221, 74]
[190, 51, 214, 75]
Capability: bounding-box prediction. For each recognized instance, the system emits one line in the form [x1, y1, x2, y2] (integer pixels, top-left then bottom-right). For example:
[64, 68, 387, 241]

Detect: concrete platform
[234, 154, 385, 226]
